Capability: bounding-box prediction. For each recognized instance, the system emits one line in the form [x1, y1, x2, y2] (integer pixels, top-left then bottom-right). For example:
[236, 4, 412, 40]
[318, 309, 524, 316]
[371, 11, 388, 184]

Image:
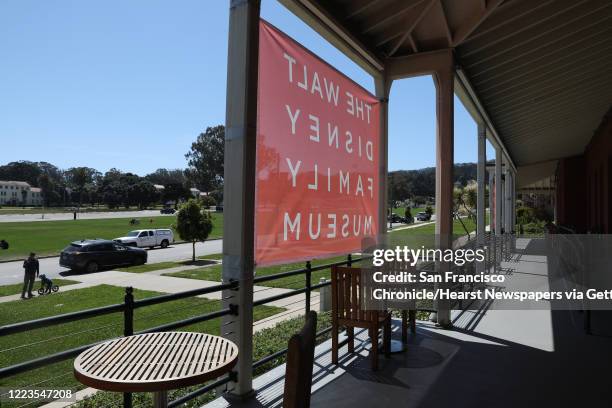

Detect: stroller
[38, 274, 59, 295]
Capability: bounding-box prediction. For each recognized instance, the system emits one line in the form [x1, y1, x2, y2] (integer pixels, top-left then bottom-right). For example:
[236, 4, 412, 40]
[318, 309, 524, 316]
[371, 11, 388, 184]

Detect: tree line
[2, 124, 479, 209]
[0, 126, 225, 209]
[388, 163, 478, 204]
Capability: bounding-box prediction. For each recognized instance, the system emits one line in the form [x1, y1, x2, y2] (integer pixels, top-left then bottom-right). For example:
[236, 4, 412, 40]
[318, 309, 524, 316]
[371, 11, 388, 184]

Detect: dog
[39, 274, 53, 294]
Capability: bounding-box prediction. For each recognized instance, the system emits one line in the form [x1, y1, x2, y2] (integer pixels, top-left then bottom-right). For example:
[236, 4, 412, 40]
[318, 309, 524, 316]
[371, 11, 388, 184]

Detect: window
[148, 231, 154, 236]
[138, 232, 148, 237]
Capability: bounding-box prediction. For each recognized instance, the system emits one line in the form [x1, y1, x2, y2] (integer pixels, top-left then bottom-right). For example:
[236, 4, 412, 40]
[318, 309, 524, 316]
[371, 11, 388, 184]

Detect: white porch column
[476, 122, 486, 274]
[221, 0, 260, 396]
[375, 76, 391, 239]
[433, 63, 454, 328]
[505, 164, 513, 233]
[476, 122, 486, 244]
[495, 148, 503, 235]
[488, 169, 494, 233]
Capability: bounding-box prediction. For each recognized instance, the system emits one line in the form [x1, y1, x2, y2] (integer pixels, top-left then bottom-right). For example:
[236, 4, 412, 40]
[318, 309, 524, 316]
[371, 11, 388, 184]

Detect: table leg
[409, 309, 417, 334]
[153, 390, 168, 408]
[401, 310, 408, 343]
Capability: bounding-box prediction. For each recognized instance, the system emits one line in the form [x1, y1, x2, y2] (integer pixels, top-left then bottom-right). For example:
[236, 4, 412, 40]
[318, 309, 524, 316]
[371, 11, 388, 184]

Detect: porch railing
[0, 243, 504, 407]
[0, 255, 367, 408]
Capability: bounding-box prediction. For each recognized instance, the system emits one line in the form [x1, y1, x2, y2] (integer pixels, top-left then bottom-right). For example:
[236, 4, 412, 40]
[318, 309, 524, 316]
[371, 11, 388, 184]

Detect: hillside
[389, 162, 477, 202]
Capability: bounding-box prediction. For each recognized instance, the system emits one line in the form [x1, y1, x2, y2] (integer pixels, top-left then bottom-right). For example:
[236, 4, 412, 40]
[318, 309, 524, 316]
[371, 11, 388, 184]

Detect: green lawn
[117, 254, 223, 273]
[388, 215, 489, 246]
[0, 278, 79, 297]
[392, 206, 431, 217]
[0, 284, 282, 407]
[164, 254, 357, 289]
[0, 214, 223, 261]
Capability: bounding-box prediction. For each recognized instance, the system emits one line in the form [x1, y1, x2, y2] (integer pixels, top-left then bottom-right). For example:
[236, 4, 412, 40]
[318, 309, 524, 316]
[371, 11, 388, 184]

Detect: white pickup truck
[114, 229, 174, 249]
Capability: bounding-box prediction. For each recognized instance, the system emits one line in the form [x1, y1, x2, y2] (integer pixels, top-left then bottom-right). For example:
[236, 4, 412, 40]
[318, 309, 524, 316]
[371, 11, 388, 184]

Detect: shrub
[425, 205, 433, 216]
[200, 195, 217, 207]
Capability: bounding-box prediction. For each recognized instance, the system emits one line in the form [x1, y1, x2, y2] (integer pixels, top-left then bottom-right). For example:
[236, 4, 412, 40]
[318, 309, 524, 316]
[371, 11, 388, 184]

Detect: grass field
[0, 278, 79, 296]
[392, 206, 431, 217]
[164, 254, 357, 288]
[0, 214, 223, 261]
[117, 253, 223, 273]
[0, 284, 282, 407]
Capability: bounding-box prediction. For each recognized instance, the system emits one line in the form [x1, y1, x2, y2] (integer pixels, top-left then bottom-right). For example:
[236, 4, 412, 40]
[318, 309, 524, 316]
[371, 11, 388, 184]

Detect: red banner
[255, 21, 381, 266]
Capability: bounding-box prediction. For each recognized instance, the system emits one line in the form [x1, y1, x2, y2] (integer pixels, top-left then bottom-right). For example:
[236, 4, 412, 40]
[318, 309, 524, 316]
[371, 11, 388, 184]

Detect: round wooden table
[74, 332, 238, 408]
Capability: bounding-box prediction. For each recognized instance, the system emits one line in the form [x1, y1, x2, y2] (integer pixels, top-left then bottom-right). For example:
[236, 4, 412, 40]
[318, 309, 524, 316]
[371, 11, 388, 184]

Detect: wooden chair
[331, 266, 391, 370]
[283, 311, 317, 408]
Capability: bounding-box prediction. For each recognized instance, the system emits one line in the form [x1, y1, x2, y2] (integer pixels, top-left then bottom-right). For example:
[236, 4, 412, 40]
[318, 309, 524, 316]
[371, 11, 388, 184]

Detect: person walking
[21, 252, 39, 299]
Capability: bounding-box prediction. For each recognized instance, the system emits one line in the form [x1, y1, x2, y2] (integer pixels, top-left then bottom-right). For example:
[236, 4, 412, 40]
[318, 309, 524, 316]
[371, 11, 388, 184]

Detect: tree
[404, 206, 413, 223]
[162, 183, 192, 208]
[128, 180, 160, 209]
[145, 168, 187, 186]
[0, 161, 41, 186]
[65, 167, 100, 206]
[185, 126, 225, 192]
[174, 199, 213, 262]
[200, 195, 216, 207]
[37, 173, 54, 207]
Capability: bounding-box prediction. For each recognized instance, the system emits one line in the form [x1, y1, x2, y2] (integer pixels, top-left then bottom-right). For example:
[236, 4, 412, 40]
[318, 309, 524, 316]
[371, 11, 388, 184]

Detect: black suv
[60, 239, 147, 273]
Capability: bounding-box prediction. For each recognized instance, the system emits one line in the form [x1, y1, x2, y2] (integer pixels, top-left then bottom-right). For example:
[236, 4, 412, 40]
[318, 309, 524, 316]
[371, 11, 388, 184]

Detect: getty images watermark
[360, 234, 612, 311]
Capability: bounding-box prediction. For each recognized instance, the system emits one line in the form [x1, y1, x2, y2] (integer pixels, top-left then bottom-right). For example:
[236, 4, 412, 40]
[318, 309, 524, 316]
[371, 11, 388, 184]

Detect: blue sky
[0, 0, 490, 176]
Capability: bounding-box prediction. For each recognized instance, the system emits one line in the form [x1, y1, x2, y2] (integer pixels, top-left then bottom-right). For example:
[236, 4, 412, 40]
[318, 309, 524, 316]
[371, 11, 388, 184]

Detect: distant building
[0, 181, 43, 206]
[153, 184, 165, 192]
[189, 187, 201, 198]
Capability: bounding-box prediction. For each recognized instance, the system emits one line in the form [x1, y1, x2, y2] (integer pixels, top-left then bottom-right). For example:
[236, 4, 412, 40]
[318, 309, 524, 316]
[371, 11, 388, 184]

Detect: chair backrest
[331, 266, 380, 323]
[283, 311, 317, 408]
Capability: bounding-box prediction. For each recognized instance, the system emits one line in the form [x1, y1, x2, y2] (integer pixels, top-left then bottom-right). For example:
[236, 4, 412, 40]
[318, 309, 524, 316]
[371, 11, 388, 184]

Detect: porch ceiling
[279, 0, 612, 166]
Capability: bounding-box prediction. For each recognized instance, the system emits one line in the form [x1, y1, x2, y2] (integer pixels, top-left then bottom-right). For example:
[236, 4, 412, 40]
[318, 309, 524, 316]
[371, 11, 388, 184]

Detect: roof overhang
[277, 0, 612, 168]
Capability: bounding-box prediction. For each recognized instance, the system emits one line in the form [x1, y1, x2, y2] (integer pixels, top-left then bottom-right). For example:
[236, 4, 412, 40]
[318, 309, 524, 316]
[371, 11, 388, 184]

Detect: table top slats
[156, 332, 186, 381]
[169, 332, 195, 379]
[85, 335, 134, 371]
[178, 333, 202, 379]
[74, 332, 238, 392]
[80, 336, 125, 370]
[138, 331, 180, 382]
[195, 333, 214, 375]
[92, 335, 142, 377]
[100, 334, 148, 379]
[143, 331, 179, 381]
[119, 331, 165, 381]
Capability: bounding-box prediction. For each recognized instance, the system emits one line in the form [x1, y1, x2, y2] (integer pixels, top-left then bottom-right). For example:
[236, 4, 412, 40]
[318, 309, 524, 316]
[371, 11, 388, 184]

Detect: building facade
[0, 181, 43, 206]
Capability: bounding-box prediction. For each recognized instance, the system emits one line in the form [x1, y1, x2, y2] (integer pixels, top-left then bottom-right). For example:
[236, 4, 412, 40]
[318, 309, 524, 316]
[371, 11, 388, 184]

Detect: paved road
[0, 210, 174, 223]
[0, 239, 223, 285]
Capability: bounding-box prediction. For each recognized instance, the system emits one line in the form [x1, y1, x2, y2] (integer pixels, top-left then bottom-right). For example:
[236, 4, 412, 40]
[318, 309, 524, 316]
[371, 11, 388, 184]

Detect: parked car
[60, 239, 147, 273]
[114, 229, 174, 249]
[387, 213, 410, 224]
[416, 212, 432, 221]
[160, 208, 176, 214]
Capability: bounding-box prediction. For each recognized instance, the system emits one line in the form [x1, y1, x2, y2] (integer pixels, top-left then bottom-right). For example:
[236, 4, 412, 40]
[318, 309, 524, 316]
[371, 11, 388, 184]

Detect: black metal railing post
[347, 253, 352, 267]
[305, 261, 312, 315]
[123, 287, 134, 408]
